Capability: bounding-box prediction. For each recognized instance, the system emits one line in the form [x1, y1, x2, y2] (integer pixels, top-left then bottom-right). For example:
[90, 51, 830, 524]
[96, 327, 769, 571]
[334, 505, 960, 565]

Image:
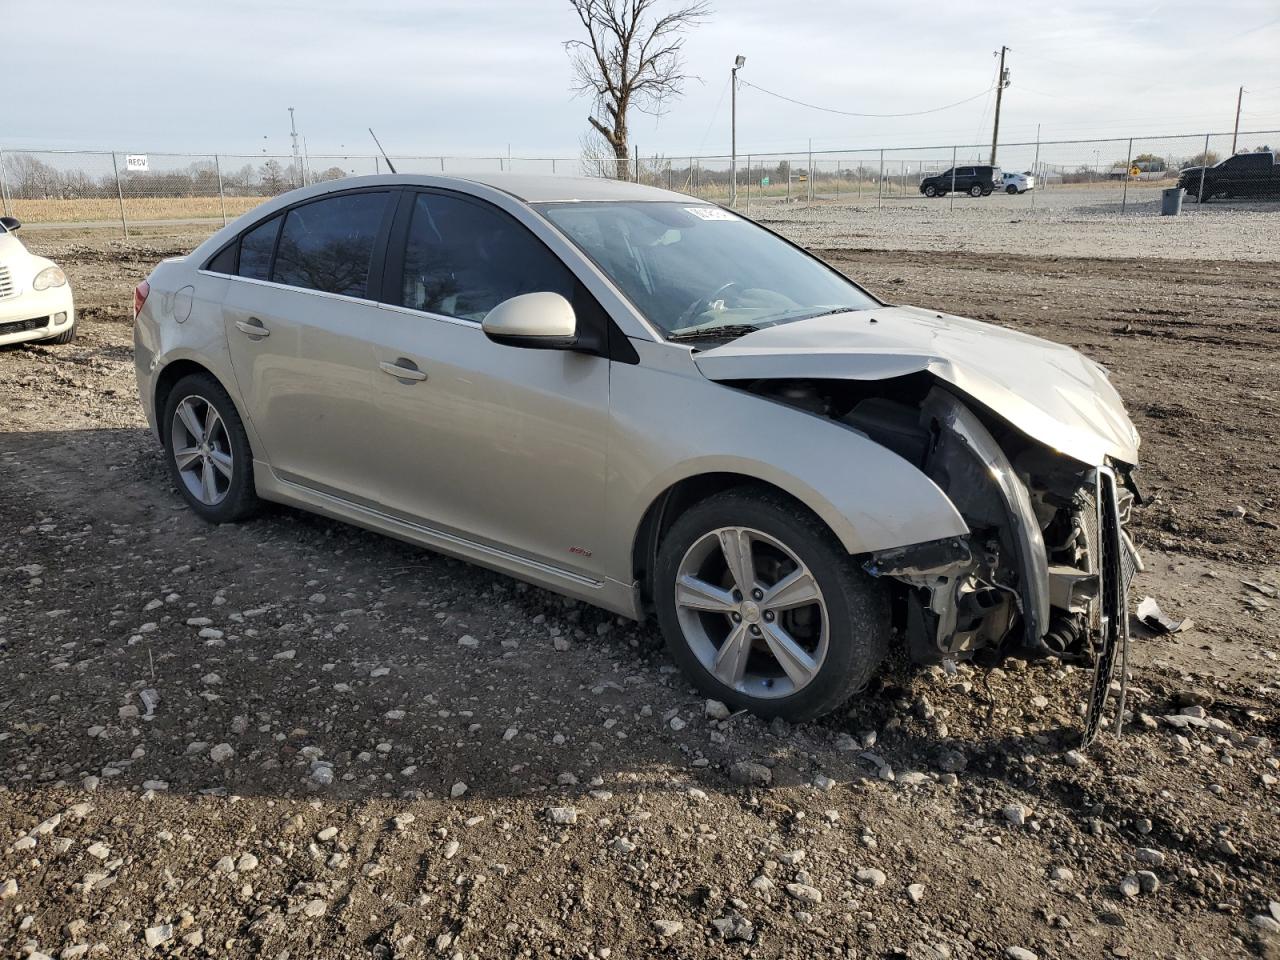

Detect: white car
[0, 217, 76, 347]
[1001, 172, 1035, 194]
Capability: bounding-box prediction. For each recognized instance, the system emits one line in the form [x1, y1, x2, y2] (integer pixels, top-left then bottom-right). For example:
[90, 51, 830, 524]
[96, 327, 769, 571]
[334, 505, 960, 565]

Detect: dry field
[5, 196, 267, 225]
[1, 214, 1278, 960]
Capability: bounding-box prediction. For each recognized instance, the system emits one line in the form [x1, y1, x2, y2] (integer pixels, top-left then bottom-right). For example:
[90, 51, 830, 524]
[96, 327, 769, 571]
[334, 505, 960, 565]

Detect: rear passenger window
[273, 192, 390, 297]
[238, 215, 281, 281]
[398, 192, 575, 322]
[206, 242, 237, 275]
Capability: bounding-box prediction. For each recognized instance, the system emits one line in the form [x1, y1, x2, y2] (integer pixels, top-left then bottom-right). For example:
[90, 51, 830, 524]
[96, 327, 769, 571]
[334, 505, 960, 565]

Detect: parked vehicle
[134, 175, 1141, 722]
[919, 165, 1004, 198]
[0, 217, 76, 347]
[1179, 151, 1280, 201]
[1001, 172, 1035, 194]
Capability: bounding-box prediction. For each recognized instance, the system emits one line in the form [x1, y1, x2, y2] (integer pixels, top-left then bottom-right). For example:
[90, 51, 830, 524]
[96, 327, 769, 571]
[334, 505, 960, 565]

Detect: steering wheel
[675, 281, 739, 329]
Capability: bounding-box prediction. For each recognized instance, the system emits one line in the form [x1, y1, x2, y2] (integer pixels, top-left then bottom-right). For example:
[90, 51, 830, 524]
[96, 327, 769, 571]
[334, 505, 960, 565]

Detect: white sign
[685, 206, 738, 222]
[125, 154, 149, 173]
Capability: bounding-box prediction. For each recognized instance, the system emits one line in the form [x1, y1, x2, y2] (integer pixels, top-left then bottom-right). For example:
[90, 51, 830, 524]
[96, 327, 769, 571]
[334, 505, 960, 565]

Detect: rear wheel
[654, 489, 890, 721]
[968, 184, 983, 198]
[1006, 184, 1019, 194]
[162, 373, 259, 523]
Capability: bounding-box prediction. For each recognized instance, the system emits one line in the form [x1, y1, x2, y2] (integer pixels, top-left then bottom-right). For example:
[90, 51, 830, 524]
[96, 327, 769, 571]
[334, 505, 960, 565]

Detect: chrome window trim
[196, 269, 382, 308]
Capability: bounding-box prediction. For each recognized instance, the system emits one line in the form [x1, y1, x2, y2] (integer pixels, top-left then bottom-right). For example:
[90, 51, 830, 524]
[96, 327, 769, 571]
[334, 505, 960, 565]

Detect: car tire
[41, 321, 77, 345]
[968, 184, 983, 198]
[161, 372, 260, 524]
[653, 487, 890, 722]
[1006, 184, 1019, 194]
[923, 184, 937, 198]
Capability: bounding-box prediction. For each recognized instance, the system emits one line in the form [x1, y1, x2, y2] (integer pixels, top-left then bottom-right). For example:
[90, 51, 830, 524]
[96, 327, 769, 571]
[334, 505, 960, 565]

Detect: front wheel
[654, 489, 890, 721]
[162, 372, 260, 523]
[41, 321, 77, 345]
[923, 184, 938, 198]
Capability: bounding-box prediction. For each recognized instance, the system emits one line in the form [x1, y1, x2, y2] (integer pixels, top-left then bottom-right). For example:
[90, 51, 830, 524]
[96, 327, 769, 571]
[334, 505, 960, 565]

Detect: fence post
[111, 152, 129, 239]
[745, 154, 751, 215]
[835, 156, 840, 200]
[1120, 137, 1133, 214]
[1031, 128, 1041, 211]
[0, 149, 10, 218]
[214, 154, 227, 226]
[807, 139, 813, 206]
[1197, 133, 1209, 203]
[950, 145, 957, 211]
[877, 149, 884, 210]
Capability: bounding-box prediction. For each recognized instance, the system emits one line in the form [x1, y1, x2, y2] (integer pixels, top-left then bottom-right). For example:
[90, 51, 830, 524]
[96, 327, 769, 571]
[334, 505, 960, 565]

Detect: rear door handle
[379, 358, 428, 382]
[235, 318, 270, 338]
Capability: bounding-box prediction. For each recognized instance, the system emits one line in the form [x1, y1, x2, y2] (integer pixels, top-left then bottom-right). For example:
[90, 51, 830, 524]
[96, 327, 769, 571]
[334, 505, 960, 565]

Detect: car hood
[0, 232, 26, 261]
[692, 305, 1140, 467]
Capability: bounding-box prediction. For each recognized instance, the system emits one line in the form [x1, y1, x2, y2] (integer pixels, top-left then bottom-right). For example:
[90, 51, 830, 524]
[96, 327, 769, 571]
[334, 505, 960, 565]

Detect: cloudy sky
[6, 0, 1279, 159]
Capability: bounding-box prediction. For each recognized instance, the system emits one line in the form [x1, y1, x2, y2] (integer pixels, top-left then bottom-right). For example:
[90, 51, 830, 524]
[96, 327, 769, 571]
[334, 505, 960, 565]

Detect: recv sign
[125, 154, 149, 173]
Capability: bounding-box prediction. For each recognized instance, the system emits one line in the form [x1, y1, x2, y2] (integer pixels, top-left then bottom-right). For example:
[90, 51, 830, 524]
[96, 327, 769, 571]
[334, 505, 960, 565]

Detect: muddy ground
[1, 227, 1277, 960]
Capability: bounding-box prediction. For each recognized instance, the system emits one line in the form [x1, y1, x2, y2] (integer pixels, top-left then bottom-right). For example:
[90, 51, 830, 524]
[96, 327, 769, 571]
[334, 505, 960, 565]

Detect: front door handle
[235, 318, 270, 338]
[379, 358, 428, 382]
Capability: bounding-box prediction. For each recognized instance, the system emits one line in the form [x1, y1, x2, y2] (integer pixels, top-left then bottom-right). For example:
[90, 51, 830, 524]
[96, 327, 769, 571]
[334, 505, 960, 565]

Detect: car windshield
[537, 201, 878, 340]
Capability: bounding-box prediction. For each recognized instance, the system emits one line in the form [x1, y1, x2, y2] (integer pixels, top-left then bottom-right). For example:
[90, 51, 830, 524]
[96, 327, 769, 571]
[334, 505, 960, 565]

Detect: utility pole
[731, 55, 746, 207]
[288, 107, 302, 188]
[990, 46, 1010, 165]
[1231, 86, 1244, 154]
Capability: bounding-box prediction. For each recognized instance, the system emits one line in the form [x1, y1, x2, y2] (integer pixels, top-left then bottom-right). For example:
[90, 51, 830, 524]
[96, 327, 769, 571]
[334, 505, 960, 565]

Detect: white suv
[0, 217, 76, 346]
[1001, 172, 1035, 194]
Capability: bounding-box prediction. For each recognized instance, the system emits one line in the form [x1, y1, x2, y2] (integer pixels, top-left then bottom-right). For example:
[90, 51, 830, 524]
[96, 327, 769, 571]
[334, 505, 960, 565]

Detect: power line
[737, 79, 994, 119]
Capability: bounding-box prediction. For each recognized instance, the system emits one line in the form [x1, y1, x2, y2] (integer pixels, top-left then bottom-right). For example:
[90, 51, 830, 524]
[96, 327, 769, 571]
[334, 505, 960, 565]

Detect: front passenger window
[399, 193, 576, 322]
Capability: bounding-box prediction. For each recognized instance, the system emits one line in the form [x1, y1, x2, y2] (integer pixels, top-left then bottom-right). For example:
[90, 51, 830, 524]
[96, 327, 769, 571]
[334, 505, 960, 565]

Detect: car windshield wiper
[664, 324, 769, 344]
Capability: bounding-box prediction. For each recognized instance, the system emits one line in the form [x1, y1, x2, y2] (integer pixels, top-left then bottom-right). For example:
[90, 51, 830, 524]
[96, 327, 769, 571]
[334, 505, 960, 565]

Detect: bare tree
[565, 0, 710, 179]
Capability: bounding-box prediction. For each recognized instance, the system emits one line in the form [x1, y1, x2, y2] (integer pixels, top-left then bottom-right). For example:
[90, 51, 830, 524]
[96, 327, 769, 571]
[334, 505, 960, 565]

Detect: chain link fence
[1, 130, 1276, 235]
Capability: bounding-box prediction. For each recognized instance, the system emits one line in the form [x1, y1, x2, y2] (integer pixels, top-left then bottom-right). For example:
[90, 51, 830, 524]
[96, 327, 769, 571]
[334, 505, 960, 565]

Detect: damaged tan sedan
[134, 175, 1141, 724]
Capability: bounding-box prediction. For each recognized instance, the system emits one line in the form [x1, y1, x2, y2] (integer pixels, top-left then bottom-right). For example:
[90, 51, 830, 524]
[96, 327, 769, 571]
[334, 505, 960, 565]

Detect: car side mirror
[0, 216, 20, 232]
[481, 292, 578, 350]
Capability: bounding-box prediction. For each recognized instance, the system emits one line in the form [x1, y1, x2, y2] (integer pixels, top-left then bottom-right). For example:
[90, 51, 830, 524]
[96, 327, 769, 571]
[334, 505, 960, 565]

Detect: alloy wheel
[673, 526, 829, 699]
[171, 395, 234, 506]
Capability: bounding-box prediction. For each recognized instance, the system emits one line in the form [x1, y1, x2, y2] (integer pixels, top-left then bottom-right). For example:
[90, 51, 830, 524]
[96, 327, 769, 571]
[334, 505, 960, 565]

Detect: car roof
[287, 172, 699, 205]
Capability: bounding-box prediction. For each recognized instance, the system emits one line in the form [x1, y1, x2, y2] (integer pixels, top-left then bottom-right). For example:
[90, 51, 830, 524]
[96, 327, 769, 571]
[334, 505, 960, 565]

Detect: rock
[303, 899, 326, 918]
[1050, 866, 1074, 882]
[935, 749, 967, 773]
[705, 699, 731, 721]
[907, 883, 925, 904]
[812, 774, 835, 792]
[669, 716, 687, 732]
[652, 919, 683, 937]
[785, 882, 822, 905]
[729, 761, 772, 787]
[1251, 915, 1280, 934]
[1002, 803, 1028, 826]
[450, 781, 468, 798]
[548, 806, 579, 825]
[711, 914, 755, 941]
[86, 842, 110, 860]
[856, 867, 887, 888]
[1063, 750, 1087, 768]
[457, 634, 479, 648]
[0, 878, 16, 899]
[1135, 847, 1164, 867]
[1118, 875, 1141, 898]
[443, 840, 460, 859]
[749, 875, 775, 896]
[317, 827, 339, 842]
[779, 850, 805, 866]
[235, 853, 259, 872]
[144, 924, 173, 948]
[1005, 949, 1038, 960]
[209, 743, 235, 764]
[1136, 870, 1160, 894]
[611, 837, 637, 854]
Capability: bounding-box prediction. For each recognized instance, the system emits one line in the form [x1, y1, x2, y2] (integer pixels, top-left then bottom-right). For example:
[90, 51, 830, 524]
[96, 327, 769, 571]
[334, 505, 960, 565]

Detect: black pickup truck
[1178, 151, 1280, 201]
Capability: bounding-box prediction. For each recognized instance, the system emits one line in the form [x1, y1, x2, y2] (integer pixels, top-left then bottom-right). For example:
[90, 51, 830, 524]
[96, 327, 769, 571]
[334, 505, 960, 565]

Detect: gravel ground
[1, 224, 1278, 960]
[747, 191, 1280, 262]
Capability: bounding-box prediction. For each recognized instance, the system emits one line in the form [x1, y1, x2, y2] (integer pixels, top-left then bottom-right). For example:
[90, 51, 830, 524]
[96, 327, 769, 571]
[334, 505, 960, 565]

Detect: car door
[956, 167, 976, 190]
[220, 189, 396, 503]
[366, 189, 611, 578]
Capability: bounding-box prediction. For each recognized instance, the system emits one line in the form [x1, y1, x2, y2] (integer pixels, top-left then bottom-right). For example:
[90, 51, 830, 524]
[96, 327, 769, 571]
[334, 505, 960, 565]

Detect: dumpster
[1161, 187, 1184, 216]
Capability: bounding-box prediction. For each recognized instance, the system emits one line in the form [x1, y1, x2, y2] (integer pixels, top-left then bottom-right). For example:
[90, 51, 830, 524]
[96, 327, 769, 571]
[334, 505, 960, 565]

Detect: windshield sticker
[684, 206, 739, 222]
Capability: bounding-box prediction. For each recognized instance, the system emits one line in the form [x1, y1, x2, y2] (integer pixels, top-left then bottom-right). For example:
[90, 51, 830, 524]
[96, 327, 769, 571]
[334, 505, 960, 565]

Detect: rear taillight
[133, 280, 150, 321]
